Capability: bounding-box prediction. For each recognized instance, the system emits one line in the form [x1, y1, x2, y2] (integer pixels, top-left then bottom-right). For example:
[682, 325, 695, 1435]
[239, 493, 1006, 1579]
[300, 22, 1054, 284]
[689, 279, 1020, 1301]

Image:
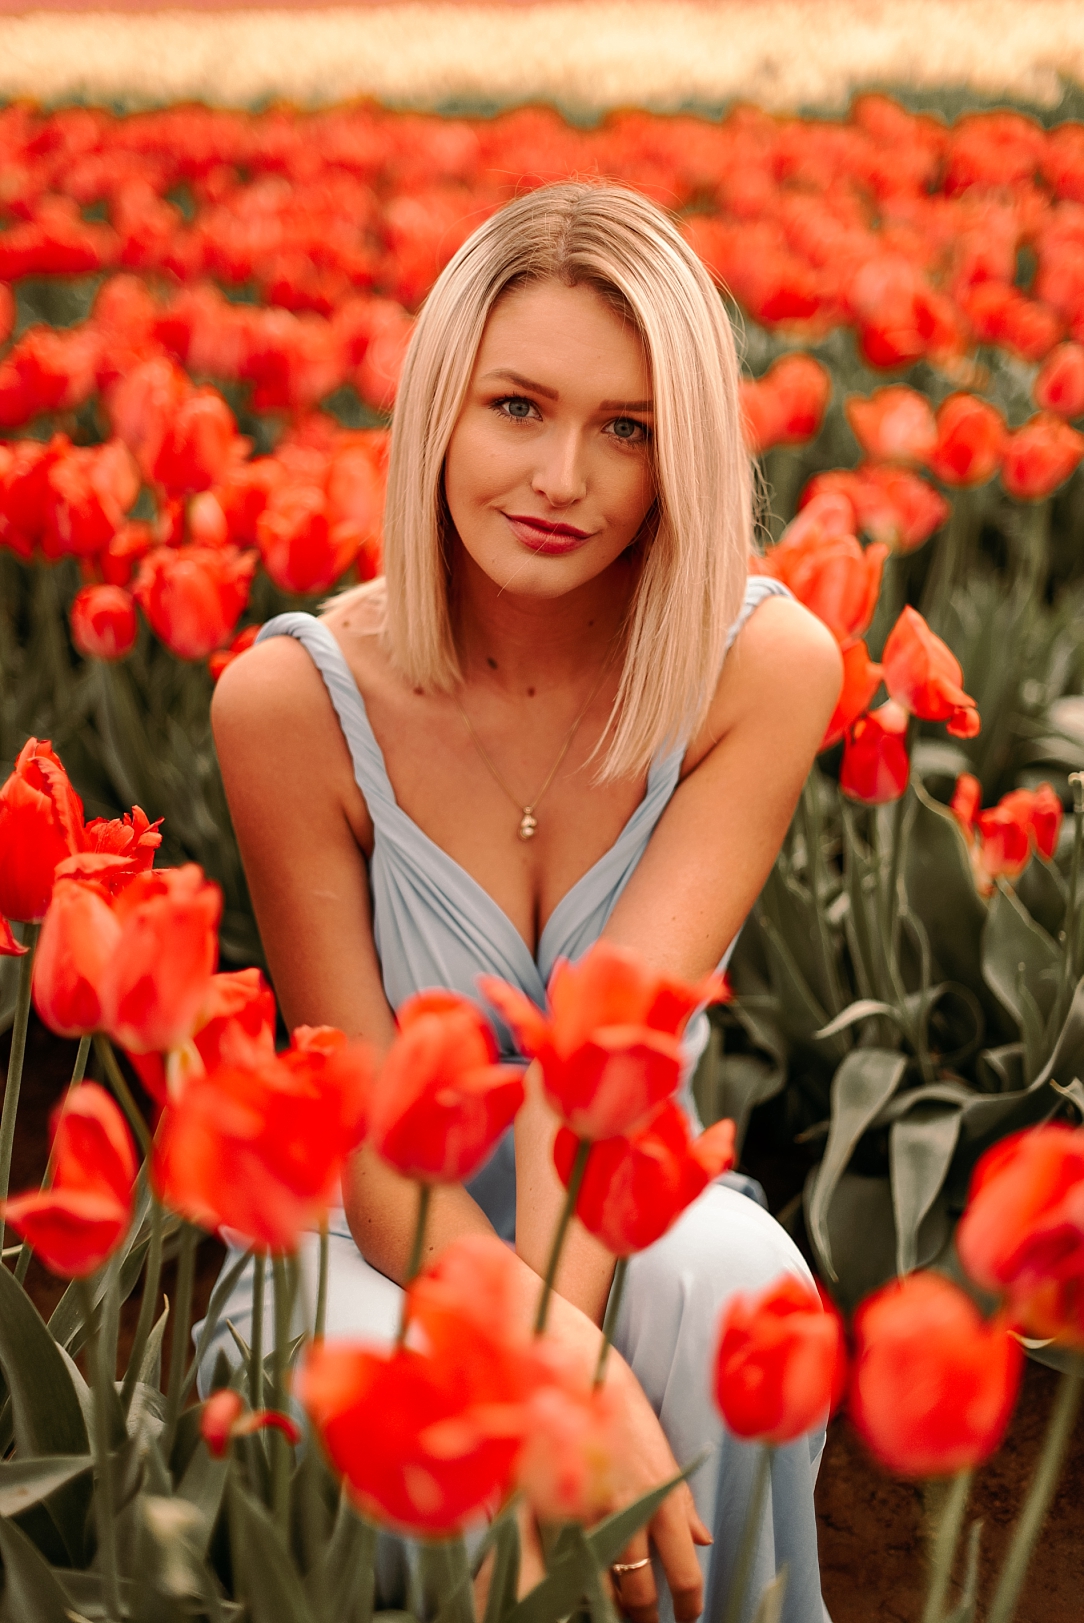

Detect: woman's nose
[531, 427, 587, 508]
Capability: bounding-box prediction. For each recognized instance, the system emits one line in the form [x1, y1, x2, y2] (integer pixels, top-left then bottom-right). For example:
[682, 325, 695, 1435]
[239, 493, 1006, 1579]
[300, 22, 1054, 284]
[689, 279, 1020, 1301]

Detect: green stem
[593, 1255, 629, 1389]
[921, 1470, 972, 1623]
[163, 1223, 198, 1461]
[315, 1216, 329, 1341]
[397, 1182, 432, 1346]
[250, 1251, 266, 1411]
[722, 1445, 773, 1623]
[921, 487, 974, 635]
[93, 1033, 152, 1158]
[270, 1253, 292, 1534]
[79, 1277, 122, 1622]
[0, 923, 39, 1254]
[121, 1194, 164, 1413]
[15, 1030, 91, 1283]
[987, 1365, 1082, 1623]
[800, 778, 845, 1018]
[535, 1138, 591, 1336]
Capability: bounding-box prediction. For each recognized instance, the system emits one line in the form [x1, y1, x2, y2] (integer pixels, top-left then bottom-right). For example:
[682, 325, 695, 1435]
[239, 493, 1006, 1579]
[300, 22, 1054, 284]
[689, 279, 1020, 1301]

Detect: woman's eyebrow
[599, 397, 654, 411]
[480, 368, 558, 398]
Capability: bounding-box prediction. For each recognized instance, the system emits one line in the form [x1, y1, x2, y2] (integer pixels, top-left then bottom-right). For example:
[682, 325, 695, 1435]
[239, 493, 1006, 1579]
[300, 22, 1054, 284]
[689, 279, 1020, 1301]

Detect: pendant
[518, 810, 538, 841]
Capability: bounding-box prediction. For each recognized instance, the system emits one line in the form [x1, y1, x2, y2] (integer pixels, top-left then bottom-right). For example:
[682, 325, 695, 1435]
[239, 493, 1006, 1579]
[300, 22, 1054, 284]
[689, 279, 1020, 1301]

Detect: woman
[208, 182, 842, 1623]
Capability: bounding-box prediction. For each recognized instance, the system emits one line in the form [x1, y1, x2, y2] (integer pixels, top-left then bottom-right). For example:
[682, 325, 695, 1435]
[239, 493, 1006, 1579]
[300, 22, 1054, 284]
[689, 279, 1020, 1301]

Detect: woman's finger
[610, 1530, 658, 1623]
[650, 1497, 705, 1623]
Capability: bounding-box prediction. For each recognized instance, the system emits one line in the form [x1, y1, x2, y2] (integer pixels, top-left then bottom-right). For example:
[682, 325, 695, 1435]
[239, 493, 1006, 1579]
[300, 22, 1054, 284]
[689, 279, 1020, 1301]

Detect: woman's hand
[602, 1350, 712, 1623]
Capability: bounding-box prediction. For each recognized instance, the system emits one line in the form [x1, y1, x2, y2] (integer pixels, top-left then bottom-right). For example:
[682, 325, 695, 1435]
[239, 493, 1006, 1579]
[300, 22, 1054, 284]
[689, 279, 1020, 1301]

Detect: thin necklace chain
[453, 655, 614, 841]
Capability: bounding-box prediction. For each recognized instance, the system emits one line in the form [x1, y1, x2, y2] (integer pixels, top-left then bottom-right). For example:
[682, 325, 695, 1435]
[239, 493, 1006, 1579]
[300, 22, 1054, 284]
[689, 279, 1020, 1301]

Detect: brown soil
[4, 1015, 1084, 1620]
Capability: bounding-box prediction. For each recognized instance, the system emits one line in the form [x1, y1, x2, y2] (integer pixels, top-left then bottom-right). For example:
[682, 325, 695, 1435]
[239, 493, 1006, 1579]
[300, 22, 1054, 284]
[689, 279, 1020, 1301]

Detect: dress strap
[725, 574, 792, 653]
[255, 611, 396, 813]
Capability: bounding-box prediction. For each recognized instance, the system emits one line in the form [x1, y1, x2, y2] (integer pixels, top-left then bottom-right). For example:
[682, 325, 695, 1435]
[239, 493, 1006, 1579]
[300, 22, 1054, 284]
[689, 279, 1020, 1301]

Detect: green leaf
[905, 778, 988, 993]
[482, 1510, 520, 1623]
[180, 1245, 253, 1406]
[138, 1302, 170, 1390]
[890, 1104, 963, 1276]
[807, 1051, 909, 1280]
[587, 1453, 707, 1569]
[56, 1569, 138, 1621]
[0, 1456, 91, 1519]
[1016, 857, 1067, 939]
[230, 1480, 316, 1623]
[757, 912, 831, 1047]
[815, 1000, 900, 1039]
[312, 1496, 376, 1623]
[0, 1515, 71, 1623]
[0, 1266, 88, 1459]
[175, 1433, 229, 1557]
[982, 884, 1061, 1059]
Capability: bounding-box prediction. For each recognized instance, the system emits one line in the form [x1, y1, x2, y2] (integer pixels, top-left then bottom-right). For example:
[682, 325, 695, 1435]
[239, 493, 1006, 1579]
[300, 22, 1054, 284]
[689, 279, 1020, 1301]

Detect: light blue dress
[198, 575, 829, 1623]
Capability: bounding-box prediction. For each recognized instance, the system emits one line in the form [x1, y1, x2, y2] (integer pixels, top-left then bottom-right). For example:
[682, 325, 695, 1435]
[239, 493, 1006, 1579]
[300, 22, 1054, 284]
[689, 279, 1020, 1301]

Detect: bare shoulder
[684, 592, 842, 772]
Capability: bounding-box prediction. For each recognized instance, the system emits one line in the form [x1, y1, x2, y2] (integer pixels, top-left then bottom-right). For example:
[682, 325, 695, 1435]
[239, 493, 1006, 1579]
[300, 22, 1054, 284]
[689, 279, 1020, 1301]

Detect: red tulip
[850, 1272, 1022, 1477]
[298, 1242, 533, 1533]
[41, 440, 139, 561]
[839, 701, 911, 804]
[928, 394, 1006, 488]
[153, 1025, 372, 1250]
[949, 772, 982, 837]
[0, 737, 85, 925]
[1001, 413, 1084, 501]
[479, 941, 724, 1140]
[957, 1125, 1084, 1348]
[355, 313, 413, 411]
[820, 640, 883, 751]
[517, 1378, 621, 1523]
[0, 282, 12, 346]
[714, 1274, 845, 1445]
[740, 354, 830, 453]
[1033, 342, 1084, 418]
[0, 1083, 136, 1278]
[105, 356, 191, 482]
[99, 520, 153, 589]
[128, 965, 276, 1107]
[83, 805, 162, 871]
[69, 584, 137, 662]
[34, 872, 123, 1037]
[150, 386, 238, 495]
[200, 1389, 300, 1459]
[256, 482, 362, 595]
[765, 527, 887, 649]
[209, 624, 260, 683]
[103, 864, 221, 1053]
[845, 386, 937, 465]
[881, 606, 980, 738]
[553, 1103, 735, 1256]
[134, 544, 256, 660]
[976, 803, 1032, 881]
[371, 992, 524, 1183]
[801, 466, 949, 553]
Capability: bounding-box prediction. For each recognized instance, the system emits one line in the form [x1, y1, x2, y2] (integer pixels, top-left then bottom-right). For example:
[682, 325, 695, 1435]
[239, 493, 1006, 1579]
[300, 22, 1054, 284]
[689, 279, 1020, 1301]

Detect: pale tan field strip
[1, 0, 1084, 112]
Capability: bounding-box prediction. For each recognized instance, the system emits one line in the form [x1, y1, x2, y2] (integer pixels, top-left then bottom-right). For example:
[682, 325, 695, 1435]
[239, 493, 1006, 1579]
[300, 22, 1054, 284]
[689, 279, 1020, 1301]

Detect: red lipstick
[503, 513, 594, 555]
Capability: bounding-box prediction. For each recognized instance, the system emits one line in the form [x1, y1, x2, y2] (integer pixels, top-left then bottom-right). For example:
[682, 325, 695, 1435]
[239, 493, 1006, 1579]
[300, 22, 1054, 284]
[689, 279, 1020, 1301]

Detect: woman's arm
[211, 636, 495, 1281]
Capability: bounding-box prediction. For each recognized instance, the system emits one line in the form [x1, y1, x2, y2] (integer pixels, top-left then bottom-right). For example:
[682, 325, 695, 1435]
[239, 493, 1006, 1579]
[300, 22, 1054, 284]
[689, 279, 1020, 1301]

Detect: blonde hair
[341, 181, 750, 781]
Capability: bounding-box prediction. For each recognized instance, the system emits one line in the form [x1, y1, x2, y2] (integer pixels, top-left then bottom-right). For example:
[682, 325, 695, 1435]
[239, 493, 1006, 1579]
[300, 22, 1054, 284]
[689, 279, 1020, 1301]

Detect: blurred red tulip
[371, 991, 524, 1183]
[850, 1272, 1022, 1477]
[1033, 342, 1084, 418]
[949, 771, 982, 837]
[839, 700, 911, 804]
[0, 282, 13, 345]
[800, 466, 948, 553]
[34, 872, 122, 1037]
[356, 313, 413, 411]
[517, 1378, 621, 1524]
[0, 1083, 136, 1278]
[845, 386, 937, 465]
[766, 527, 887, 649]
[42, 440, 139, 560]
[714, 1274, 845, 1444]
[103, 864, 221, 1053]
[256, 481, 362, 595]
[820, 640, 883, 751]
[128, 964, 276, 1107]
[929, 394, 1006, 488]
[134, 543, 256, 660]
[209, 624, 261, 683]
[69, 584, 137, 662]
[960, 282, 1062, 363]
[0, 737, 85, 925]
[150, 386, 238, 495]
[106, 355, 191, 482]
[553, 1102, 735, 1256]
[216, 457, 287, 546]
[740, 353, 829, 453]
[957, 1125, 1084, 1348]
[480, 941, 724, 1140]
[153, 1025, 371, 1250]
[1001, 413, 1084, 501]
[99, 520, 153, 588]
[200, 1389, 300, 1459]
[881, 606, 980, 738]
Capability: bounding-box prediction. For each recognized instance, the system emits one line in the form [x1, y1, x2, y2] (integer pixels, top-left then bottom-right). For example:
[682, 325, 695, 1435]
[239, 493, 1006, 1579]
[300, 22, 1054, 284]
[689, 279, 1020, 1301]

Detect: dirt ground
[4, 1015, 1083, 1621]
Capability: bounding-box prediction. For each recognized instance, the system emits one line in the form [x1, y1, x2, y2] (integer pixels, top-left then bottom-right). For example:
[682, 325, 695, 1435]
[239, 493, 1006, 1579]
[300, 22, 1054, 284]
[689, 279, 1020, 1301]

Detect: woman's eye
[609, 417, 648, 443]
[497, 396, 536, 421]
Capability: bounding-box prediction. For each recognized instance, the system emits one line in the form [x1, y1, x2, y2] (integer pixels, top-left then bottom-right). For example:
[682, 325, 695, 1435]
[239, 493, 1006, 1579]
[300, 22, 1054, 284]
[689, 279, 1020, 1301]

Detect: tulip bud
[70, 584, 138, 662]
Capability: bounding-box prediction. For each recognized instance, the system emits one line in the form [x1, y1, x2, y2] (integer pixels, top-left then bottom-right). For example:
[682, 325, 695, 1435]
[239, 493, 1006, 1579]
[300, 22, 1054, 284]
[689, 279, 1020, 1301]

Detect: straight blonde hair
[340, 181, 751, 782]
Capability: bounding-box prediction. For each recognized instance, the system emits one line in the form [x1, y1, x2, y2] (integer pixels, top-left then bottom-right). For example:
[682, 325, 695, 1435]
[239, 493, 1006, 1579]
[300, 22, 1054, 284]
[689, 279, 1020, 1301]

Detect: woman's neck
[451, 549, 635, 695]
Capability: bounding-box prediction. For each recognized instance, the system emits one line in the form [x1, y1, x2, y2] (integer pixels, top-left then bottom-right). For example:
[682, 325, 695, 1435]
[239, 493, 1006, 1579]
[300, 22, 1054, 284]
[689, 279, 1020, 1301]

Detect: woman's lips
[503, 513, 594, 555]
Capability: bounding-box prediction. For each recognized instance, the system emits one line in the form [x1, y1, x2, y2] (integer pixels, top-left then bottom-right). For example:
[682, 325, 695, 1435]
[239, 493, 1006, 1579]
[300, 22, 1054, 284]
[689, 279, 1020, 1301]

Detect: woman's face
[443, 280, 656, 600]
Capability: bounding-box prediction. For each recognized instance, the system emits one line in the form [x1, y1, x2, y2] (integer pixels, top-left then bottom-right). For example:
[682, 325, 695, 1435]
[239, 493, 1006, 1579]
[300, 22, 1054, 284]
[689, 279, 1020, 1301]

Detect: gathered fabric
[199, 573, 831, 1623]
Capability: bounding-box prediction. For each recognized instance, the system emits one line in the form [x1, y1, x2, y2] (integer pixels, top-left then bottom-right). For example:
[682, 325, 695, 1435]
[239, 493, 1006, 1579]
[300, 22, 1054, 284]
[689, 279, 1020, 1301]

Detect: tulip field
[4, 89, 1084, 1623]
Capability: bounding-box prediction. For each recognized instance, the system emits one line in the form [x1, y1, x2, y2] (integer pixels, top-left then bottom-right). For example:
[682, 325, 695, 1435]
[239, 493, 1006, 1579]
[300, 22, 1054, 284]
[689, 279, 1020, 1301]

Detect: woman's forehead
[474, 281, 651, 403]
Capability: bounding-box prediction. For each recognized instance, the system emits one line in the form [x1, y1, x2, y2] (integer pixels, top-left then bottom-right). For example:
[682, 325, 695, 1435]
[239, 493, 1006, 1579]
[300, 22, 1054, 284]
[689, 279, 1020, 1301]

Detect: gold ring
[611, 1558, 651, 1577]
